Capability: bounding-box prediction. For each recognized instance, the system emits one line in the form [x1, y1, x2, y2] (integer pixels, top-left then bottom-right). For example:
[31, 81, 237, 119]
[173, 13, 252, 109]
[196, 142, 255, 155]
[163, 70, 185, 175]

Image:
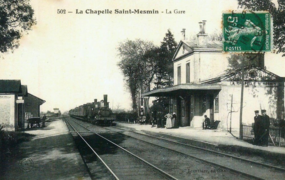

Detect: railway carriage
[69, 95, 115, 125]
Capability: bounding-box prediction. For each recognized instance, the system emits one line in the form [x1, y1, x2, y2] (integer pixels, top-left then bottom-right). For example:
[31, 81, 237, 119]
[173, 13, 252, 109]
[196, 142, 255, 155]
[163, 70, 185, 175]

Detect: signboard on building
[223, 11, 272, 53]
[0, 95, 15, 131]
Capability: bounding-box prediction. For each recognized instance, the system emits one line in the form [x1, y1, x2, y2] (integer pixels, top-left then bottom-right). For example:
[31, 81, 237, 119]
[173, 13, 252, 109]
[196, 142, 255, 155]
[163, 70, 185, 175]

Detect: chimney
[104, 94, 108, 107]
[202, 20, 206, 34]
[197, 20, 208, 47]
[181, 28, 186, 40]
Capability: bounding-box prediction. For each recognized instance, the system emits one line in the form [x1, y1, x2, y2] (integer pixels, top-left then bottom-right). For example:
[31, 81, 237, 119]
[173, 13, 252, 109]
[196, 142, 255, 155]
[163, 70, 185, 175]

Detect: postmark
[223, 10, 272, 53]
[19, 158, 35, 172]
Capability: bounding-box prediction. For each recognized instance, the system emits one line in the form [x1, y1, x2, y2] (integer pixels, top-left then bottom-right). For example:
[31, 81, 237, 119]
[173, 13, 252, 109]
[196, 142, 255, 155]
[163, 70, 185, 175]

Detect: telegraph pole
[230, 94, 233, 133]
[239, 56, 244, 140]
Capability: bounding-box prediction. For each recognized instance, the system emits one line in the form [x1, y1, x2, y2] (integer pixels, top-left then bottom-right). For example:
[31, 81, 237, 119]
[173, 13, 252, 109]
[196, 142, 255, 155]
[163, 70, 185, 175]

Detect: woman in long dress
[172, 112, 176, 128]
[165, 113, 172, 128]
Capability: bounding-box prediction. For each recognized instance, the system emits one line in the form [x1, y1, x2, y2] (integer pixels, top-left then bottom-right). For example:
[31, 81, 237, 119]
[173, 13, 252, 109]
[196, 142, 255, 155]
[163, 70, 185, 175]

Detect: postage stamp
[223, 11, 272, 53]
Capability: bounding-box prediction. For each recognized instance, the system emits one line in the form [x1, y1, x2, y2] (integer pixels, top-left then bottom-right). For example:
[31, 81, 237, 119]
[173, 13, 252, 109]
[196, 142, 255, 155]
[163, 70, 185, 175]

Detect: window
[214, 95, 219, 113]
[177, 66, 181, 84]
[186, 63, 190, 83]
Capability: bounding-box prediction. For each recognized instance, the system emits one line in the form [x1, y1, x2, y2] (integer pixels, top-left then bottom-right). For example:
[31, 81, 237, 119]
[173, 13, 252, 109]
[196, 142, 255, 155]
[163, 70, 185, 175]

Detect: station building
[0, 80, 45, 131]
[143, 22, 284, 136]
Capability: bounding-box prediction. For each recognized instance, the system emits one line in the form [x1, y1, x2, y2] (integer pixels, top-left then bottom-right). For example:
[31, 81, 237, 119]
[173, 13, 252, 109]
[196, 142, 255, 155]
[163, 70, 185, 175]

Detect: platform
[116, 121, 285, 156]
[0, 119, 91, 180]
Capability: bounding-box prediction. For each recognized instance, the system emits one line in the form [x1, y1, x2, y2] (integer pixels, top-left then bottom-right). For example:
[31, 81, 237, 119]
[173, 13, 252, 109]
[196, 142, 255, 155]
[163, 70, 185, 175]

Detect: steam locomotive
[69, 95, 115, 125]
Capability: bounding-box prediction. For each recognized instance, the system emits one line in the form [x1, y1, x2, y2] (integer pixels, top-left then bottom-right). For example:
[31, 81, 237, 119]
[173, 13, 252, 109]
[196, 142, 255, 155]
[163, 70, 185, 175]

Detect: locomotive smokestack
[104, 95, 108, 107]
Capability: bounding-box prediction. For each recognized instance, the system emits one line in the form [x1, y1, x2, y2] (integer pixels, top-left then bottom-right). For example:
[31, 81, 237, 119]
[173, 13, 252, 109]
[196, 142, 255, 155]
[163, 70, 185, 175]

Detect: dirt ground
[0, 118, 91, 180]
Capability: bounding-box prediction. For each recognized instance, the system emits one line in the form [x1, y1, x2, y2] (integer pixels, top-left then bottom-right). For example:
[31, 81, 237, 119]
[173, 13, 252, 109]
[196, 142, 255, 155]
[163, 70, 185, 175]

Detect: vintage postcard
[0, 0, 285, 179]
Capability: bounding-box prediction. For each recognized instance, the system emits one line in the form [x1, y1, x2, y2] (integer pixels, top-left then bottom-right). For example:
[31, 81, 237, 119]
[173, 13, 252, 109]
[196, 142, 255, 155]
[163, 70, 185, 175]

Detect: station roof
[142, 84, 221, 97]
[0, 80, 22, 93]
[27, 93, 46, 105]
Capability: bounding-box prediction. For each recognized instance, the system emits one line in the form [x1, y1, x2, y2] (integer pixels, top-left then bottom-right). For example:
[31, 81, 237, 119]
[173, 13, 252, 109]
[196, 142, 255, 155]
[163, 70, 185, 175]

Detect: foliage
[117, 39, 156, 112]
[0, 0, 36, 53]
[237, 0, 285, 56]
[154, 29, 178, 88]
[114, 110, 137, 122]
[227, 53, 263, 72]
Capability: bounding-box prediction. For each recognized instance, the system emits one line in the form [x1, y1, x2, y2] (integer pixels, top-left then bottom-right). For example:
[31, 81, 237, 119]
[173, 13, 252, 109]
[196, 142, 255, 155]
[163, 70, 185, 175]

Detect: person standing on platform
[152, 111, 157, 127]
[260, 110, 270, 146]
[42, 114, 47, 127]
[157, 111, 162, 128]
[253, 110, 261, 145]
[165, 113, 172, 129]
[172, 112, 176, 128]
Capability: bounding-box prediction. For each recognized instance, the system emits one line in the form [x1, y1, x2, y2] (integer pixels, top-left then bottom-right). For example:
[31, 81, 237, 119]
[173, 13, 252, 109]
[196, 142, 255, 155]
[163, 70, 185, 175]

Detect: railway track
[111, 126, 285, 171]
[64, 117, 177, 180]
[104, 127, 285, 180]
[68, 117, 285, 180]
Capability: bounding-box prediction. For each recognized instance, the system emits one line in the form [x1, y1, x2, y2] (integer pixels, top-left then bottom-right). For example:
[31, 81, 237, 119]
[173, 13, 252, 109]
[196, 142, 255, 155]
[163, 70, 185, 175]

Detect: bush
[0, 125, 17, 154]
[114, 111, 137, 122]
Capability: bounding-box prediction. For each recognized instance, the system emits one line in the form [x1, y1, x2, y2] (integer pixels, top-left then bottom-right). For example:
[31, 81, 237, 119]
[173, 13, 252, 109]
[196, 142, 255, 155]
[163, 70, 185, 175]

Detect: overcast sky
[0, 0, 284, 113]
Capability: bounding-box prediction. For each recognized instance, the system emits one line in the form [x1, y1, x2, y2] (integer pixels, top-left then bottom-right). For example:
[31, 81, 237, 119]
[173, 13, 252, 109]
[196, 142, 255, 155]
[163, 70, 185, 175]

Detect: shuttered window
[177, 66, 181, 84]
[186, 63, 190, 83]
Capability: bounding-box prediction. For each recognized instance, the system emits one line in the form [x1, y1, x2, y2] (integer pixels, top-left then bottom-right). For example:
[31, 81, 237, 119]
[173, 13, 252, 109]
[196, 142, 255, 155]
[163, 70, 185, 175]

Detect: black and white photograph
[0, 0, 285, 179]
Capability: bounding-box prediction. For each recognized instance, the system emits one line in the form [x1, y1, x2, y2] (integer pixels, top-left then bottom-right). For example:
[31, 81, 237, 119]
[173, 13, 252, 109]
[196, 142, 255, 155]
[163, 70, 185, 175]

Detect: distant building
[0, 80, 45, 131]
[53, 108, 60, 114]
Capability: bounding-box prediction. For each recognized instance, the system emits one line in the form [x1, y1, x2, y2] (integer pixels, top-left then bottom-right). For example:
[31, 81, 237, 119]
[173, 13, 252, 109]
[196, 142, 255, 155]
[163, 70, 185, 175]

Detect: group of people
[253, 110, 270, 146]
[151, 111, 177, 128]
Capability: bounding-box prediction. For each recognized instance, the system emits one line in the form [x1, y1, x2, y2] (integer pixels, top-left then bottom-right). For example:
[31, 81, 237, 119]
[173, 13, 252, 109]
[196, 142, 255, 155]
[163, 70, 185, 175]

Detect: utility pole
[230, 94, 233, 133]
[239, 56, 244, 140]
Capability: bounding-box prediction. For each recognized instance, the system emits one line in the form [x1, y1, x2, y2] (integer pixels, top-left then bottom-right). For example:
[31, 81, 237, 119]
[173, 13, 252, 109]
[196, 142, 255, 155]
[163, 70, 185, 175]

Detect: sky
[0, 0, 284, 113]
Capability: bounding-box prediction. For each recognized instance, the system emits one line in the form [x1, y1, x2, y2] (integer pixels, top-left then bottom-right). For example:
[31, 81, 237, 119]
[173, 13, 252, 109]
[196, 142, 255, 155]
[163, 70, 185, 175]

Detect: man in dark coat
[253, 110, 261, 145]
[203, 115, 211, 129]
[42, 114, 47, 127]
[157, 111, 162, 128]
[260, 110, 270, 146]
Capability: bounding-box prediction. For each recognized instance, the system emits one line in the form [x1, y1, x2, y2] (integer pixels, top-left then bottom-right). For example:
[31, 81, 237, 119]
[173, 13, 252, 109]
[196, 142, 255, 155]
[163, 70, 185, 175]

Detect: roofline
[193, 48, 222, 52]
[142, 84, 221, 97]
[27, 93, 46, 104]
[172, 40, 223, 62]
[173, 51, 194, 62]
[201, 66, 285, 84]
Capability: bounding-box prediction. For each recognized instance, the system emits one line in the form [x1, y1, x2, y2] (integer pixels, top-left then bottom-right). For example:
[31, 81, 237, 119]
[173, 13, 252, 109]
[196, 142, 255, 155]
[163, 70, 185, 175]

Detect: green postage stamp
[223, 11, 272, 53]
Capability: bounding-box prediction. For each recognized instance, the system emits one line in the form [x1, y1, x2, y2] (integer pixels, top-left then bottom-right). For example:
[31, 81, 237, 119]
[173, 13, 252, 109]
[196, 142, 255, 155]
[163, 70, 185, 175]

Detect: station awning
[142, 84, 221, 97]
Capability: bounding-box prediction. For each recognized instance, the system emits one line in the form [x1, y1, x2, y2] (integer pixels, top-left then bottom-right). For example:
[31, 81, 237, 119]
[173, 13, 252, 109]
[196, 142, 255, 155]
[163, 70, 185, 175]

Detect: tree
[227, 53, 263, 72]
[117, 39, 155, 113]
[155, 29, 178, 88]
[0, 0, 36, 53]
[237, 0, 285, 56]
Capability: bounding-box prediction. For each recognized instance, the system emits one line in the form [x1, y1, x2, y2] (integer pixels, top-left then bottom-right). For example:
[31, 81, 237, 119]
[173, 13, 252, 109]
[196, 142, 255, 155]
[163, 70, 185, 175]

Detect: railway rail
[69, 117, 285, 180]
[111, 126, 285, 172]
[64, 117, 178, 180]
[104, 126, 285, 180]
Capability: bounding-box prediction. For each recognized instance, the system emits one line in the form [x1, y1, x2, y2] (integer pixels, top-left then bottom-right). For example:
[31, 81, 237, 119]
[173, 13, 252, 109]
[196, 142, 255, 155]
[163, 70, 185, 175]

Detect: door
[185, 96, 191, 126]
[209, 95, 214, 124]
